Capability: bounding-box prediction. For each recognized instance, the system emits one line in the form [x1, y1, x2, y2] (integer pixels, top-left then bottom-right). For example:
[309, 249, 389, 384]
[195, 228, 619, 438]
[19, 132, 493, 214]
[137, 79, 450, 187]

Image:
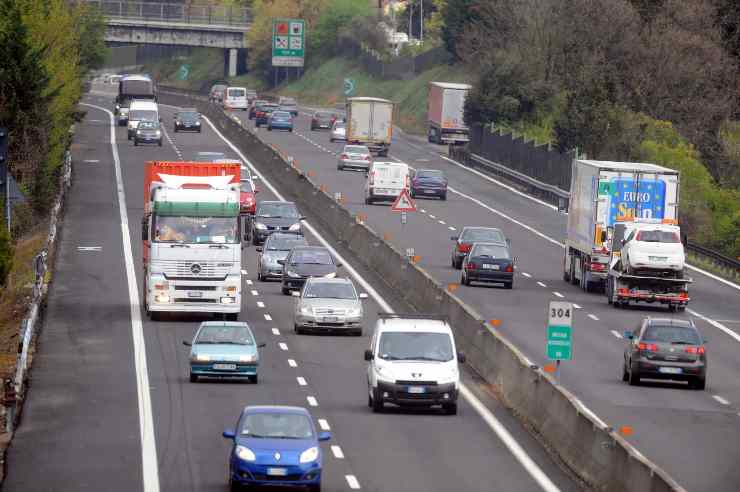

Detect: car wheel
[621, 362, 629, 382]
[461, 273, 469, 286]
[367, 392, 373, 408]
[692, 377, 706, 390]
[330, 138, 334, 142]
[189, 373, 198, 383]
[281, 286, 290, 295]
[250, 374, 258, 384]
[267, 126, 272, 131]
[229, 476, 241, 492]
[198, 128, 201, 133]
[364, 196, 372, 205]
[628, 363, 640, 386]
[289, 128, 293, 132]
[353, 328, 363, 337]
[441, 193, 447, 201]
[443, 403, 457, 415]
[453, 258, 462, 270]
[294, 324, 303, 335]
[504, 281, 513, 289]
[371, 387, 384, 413]
[307, 484, 321, 492]
[158, 140, 162, 147]
[150, 311, 162, 322]
[257, 270, 263, 281]
[134, 140, 138, 146]
[174, 127, 178, 133]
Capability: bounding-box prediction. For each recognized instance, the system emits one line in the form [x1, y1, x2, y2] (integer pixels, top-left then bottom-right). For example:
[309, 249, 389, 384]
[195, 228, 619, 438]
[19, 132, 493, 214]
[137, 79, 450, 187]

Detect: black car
[451, 226, 508, 269]
[248, 201, 304, 245]
[248, 99, 268, 120]
[133, 120, 162, 146]
[174, 109, 201, 132]
[410, 169, 448, 200]
[310, 111, 335, 130]
[254, 103, 279, 127]
[278, 246, 342, 295]
[623, 318, 707, 389]
[461, 242, 515, 289]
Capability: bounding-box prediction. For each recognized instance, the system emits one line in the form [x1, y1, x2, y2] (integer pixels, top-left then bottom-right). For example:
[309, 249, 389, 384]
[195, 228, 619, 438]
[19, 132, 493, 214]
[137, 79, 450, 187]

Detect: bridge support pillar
[228, 48, 237, 78]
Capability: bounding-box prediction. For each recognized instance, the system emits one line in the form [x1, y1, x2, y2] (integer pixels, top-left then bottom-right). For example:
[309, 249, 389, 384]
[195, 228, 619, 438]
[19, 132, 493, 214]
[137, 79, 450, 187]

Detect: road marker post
[546, 300, 573, 381]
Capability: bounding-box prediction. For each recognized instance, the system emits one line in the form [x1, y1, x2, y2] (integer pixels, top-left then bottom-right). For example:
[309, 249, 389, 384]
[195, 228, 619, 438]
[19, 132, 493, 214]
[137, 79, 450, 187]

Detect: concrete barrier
[158, 88, 687, 492]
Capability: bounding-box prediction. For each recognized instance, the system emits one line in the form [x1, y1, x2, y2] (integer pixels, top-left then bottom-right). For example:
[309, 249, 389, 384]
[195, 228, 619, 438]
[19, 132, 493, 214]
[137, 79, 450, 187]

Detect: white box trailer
[427, 82, 471, 144]
[563, 159, 680, 292]
[346, 97, 394, 156]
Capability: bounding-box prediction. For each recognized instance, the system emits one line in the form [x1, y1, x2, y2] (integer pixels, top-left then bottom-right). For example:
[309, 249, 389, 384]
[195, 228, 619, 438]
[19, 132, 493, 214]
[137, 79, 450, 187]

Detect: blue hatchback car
[183, 322, 265, 383]
[223, 406, 331, 491]
[267, 110, 294, 132]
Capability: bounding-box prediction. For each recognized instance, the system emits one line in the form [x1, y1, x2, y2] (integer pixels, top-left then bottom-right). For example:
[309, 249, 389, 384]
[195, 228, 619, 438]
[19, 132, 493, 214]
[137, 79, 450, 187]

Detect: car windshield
[130, 110, 157, 121]
[378, 332, 454, 362]
[316, 111, 332, 118]
[471, 244, 510, 259]
[345, 146, 369, 154]
[266, 236, 308, 251]
[290, 250, 332, 265]
[139, 121, 159, 130]
[240, 180, 253, 193]
[304, 282, 356, 299]
[228, 88, 246, 97]
[240, 413, 313, 439]
[153, 216, 238, 244]
[642, 325, 701, 345]
[273, 111, 291, 118]
[178, 111, 199, 119]
[462, 228, 505, 244]
[417, 170, 444, 179]
[635, 230, 680, 243]
[262, 104, 278, 111]
[257, 203, 299, 218]
[195, 324, 254, 345]
[281, 97, 296, 104]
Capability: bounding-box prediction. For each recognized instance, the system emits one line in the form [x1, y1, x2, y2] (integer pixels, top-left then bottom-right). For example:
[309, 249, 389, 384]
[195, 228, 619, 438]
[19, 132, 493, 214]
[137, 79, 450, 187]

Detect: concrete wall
[157, 87, 688, 492]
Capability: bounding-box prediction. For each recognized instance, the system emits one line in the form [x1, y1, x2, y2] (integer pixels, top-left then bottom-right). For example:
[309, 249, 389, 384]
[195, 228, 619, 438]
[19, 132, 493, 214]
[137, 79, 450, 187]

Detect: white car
[364, 161, 410, 204]
[621, 224, 685, 274]
[292, 277, 367, 335]
[330, 120, 346, 142]
[364, 314, 465, 415]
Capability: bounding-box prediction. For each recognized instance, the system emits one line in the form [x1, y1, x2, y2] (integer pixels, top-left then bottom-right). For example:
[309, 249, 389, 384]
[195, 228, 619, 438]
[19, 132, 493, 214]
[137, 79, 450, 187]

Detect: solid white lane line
[246, 279, 253, 285]
[82, 103, 160, 492]
[552, 292, 564, 298]
[251, 290, 259, 296]
[257, 301, 265, 308]
[318, 419, 330, 430]
[573, 304, 582, 309]
[306, 396, 318, 407]
[537, 281, 547, 288]
[420, 209, 426, 213]
[296, 377, 307, 386]
[521, 272, 532, 278]
[264, 314, 272, 321]
[331, 445, 345, 459]
[588, 314, 599, 321]
[271, 328, 280, 335]
[203, 113, 558, 492]
[288, 359, 297, 368]
[611, 330, 623, 339]
[345, 475, 361, 489]
[279, 342, 288, 351]
[687, 309, 740, 342]
[713, 395, 730, 406]
[685, 264, 740, 292]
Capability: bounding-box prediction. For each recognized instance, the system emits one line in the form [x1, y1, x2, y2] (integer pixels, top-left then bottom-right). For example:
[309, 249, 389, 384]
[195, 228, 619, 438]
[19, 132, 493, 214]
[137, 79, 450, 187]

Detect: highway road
[3, 84, 582, 492]
[227, 104, 740, 492]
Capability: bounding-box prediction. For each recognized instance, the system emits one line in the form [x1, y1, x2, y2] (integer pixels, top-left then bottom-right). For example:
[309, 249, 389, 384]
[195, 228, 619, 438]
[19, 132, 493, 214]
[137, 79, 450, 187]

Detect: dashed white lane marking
[318, 419, 330, 430]
[573, 303, 582, 309]
[438, 220, 446, 225]
[83, 159, 100, 163]
[331, 445, 345, 459]
[77, 246, 102, 252]
[246, 279, 253, 285]
[251, 290, 259, 296]
[521, 272, 532, 278]
[687, 309, 740, 343]
[288, 359, 297, 368]
[713, 395, 730, 405]
[537, 281, 547, 288]
[345, 475, 361, 489]
[588, 314, 599, 321]
[297, 377, 307, 386]
[420, 209, 426, 213]
[257, 301, 265, 308]
[553, 292, 564, 298]
[278, 342, 288, 351]
[448, 226, 456, 231]
[241, 269, 248, 275]
[306, 396, 318, 407]
[271, 328, 280, 335]
[429, 214, 436, 219]
[610, 330, 623, 339]
[264, 314, 272, 321]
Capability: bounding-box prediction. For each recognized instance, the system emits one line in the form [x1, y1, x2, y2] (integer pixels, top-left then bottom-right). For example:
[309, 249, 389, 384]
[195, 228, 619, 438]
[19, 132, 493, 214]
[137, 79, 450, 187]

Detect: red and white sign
[391, 189, 416, 212]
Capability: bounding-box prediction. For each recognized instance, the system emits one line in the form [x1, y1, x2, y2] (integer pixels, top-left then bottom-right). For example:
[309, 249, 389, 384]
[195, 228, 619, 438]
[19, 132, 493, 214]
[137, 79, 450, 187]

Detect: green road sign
[176, 64, 190, 81]
[272, 18, 305, 67]
[546, 301, 573, 361]
[343, 78, 356, 96]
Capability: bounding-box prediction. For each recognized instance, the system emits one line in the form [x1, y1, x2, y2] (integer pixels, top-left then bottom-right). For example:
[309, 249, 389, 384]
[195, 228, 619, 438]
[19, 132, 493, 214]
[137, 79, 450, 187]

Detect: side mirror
[291, 290, 300, 297]
[318, 431, 331, 442]
[506, 238, 511, 246]
[299, 216, 306, 221]
[277, 259, 286, 265]
[623, 331, 633, 340]
[450, 235, 459, 241]
[359, 293, 368, 299]
[335, 262, 343, 268]
[600, 231, 607, 243]
[257, 343, 266, 348]
[457, 351, 466, 364]
[364, 349, 373, 361]
[222, 428, 236, 439]
[141, 217, 149, 241]
[182, 340, 192, 347]
[254, 188, 260, 194]
[159, 117, 163, 122]
[255, 246, 263, 252]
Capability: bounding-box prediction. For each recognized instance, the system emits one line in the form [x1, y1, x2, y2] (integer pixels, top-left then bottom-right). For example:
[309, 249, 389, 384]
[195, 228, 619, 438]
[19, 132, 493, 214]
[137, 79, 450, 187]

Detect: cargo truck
[427, 82, 471, 144]
[141, 161, 243, 320]
[346, 97, 394, 156]
[115, 74, 156, 125]
[563, 159, 691, 307]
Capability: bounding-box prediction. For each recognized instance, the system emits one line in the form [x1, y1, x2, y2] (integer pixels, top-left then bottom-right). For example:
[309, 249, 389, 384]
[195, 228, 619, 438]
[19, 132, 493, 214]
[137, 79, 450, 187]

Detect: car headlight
[196, 354, 210, 362]
[324, 272, 337, 279]
[299, 446, 319, 463]
[239, 354, 256, 363]
[288, 222, 301, 231]
[236, 445, 256, 462]
[287, 270, 300, 278]
[195, 121, 201, 125]
[136, 131, 142, 135]
[155, 131, 161, 136]
[300, 306, 312, 315]
[254, 222, 267, 230]
[376, 364, 394, 381]
[347, 307, 362, 317]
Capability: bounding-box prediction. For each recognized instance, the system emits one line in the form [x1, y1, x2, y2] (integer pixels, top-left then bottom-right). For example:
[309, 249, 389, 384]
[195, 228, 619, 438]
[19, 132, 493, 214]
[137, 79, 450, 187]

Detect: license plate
[424, 189, 436, 194]
[658, 367, 682, 374]
[213, 363, 237, 370]
[649, 256, 668, 262]
[323, 317, 338, 322]
[267, 468, 287, 476]
[188, 291, 203, 298]
[407, 386, 426, 394]
[482, 264, 500, 270]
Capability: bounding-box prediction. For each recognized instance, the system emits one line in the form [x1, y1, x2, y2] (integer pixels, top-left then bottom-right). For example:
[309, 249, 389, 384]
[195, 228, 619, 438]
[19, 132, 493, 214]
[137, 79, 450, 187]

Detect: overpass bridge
[85, 0, 251, 76]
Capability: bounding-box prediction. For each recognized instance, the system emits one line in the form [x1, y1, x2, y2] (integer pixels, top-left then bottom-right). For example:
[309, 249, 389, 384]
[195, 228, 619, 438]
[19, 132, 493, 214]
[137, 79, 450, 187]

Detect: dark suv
[623, 318, 707, 389]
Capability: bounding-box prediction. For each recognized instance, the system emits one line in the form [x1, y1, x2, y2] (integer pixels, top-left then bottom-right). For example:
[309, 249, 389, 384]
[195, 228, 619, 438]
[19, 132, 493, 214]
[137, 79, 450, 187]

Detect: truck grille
[153, 260, 231, 280]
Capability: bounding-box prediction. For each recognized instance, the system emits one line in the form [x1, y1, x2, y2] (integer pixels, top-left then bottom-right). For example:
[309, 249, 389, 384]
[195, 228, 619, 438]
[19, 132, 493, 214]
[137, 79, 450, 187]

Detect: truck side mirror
[681, 232, 688, 246]
[141, 217, 149, 241]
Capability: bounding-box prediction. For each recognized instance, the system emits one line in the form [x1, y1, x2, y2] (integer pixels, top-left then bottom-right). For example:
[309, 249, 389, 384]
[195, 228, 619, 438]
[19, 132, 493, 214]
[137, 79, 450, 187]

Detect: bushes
[0, 221, 13, 287]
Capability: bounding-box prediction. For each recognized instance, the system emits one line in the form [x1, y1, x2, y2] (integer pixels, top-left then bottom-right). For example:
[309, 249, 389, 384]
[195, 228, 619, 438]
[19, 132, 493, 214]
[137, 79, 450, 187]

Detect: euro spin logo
[600, 178, 667, 225]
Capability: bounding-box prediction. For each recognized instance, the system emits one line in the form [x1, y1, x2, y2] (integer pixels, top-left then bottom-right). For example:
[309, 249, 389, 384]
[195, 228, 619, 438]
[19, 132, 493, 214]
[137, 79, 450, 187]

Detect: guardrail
[686, 241, 740, 276]
[84, 0, 251, 26]
[2, 150, 72, 434]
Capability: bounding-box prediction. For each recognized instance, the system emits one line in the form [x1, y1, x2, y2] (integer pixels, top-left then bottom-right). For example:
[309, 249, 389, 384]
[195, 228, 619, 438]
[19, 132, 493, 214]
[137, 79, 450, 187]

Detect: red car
[240, 178, 259, 215]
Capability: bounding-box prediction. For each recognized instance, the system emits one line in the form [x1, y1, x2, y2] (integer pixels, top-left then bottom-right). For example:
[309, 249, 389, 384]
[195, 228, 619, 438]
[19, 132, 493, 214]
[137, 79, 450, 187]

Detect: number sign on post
[546, 301, 573, 361]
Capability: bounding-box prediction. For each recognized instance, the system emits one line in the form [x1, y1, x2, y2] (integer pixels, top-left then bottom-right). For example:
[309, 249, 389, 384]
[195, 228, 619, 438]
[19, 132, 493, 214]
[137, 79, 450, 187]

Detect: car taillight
[369, 171, 375, 185]
[340, 154, 349, 160]
[466, 262, 477, 270]
[638, 342, 657, 352]
[589, 262, 606, 271]
[458, 243, 471, 253]
[364, 155, 371, 161]
[684, 346, 705, 355]
[505, 264, 513, 272]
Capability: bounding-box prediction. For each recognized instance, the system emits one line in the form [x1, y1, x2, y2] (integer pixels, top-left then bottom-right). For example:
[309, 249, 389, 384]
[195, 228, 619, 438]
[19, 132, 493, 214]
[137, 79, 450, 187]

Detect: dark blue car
[267, 110, 294, 132]
[223, 406, 331, 491]
[410, 168, 448, 200]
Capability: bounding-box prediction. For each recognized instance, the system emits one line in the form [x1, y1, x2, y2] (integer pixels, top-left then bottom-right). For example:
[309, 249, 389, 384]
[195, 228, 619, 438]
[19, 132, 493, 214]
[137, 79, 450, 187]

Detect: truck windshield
[153, 216, 238, 244]
[378, 332, 454, 362]
[130, 110, 157, 121]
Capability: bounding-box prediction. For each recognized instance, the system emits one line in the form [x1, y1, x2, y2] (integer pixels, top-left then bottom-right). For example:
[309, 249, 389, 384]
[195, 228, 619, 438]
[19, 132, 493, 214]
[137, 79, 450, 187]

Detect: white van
[223, 86, 249, 111]
[364, 314, 464, 415]
[127, 100, 160, 140]
[364, 161, 410, 204]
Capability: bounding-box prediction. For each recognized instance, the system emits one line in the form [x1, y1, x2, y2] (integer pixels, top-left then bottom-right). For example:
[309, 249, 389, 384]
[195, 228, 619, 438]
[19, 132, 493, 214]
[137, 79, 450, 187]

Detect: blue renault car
[183, 321, 265, 383]
[267, 110, 294, 132]
[223, 406, 331, 491]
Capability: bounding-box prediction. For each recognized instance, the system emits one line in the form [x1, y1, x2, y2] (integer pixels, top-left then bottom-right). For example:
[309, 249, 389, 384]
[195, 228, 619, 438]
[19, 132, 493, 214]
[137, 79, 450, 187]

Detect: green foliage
[310, 0, 373, 58]
[439, 0, 480, 59]
[0, 220, 13, 286]
[76, 4, 108, 74]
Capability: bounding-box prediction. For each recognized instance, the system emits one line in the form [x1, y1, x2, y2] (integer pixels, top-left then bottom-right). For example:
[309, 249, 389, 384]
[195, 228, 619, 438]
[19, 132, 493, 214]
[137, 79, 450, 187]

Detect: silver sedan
[337, 145, 372, 171]
[292, 277, 367, 335]
[330, 121, 346, 142]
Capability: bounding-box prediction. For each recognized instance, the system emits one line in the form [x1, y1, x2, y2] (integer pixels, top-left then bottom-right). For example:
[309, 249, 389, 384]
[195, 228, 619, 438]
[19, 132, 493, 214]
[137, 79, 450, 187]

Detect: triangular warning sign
[391, 189, 417, 212]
